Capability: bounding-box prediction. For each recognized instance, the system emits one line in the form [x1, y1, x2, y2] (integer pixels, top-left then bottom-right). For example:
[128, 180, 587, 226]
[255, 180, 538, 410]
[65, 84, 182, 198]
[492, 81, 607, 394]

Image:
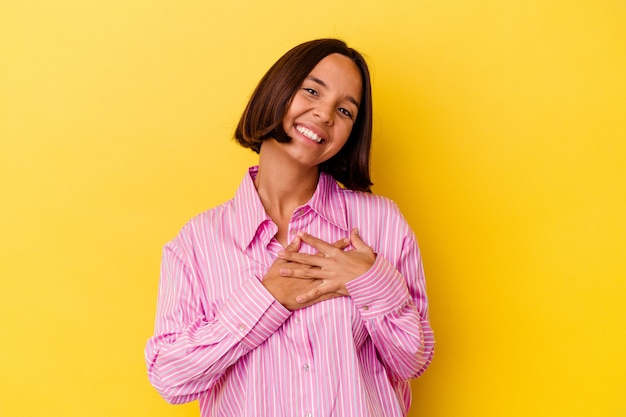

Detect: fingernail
[296, 296, 305, 303]
[297, 230, 305, 237]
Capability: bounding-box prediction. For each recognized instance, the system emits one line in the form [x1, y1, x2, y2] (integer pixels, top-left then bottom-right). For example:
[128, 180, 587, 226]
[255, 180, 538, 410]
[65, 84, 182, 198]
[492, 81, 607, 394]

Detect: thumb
[350, 228, 367, 250]
[284, 235, 302, 252]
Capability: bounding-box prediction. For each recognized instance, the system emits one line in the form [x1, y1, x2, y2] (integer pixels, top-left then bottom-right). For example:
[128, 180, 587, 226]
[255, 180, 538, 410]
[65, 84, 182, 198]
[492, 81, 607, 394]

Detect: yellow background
[1, 1, 624, 416]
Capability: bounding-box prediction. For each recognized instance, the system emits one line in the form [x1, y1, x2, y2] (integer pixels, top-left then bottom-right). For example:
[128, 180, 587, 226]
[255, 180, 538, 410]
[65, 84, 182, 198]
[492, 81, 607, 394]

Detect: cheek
[336, 123, 354, 144]
[282, 98, 298, 124]
[285, 95, 304, 115]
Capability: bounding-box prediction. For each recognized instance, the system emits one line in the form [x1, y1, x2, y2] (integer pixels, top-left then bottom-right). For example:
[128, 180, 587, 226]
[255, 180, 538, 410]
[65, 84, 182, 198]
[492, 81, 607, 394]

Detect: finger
[297, 231, 341, 256]
[278, 234, 348, 264]
[332, 237, 350, 249]
[295, 291, 342, 307]
[280, 266, 332, 279]
[278, 261, 306, 269]
[295, 281, 337, 304]
[283, 235, 302, 253]
[314, 237, 349, 257]
[349, 228, 368, 250]
[277, 250, 323, 267]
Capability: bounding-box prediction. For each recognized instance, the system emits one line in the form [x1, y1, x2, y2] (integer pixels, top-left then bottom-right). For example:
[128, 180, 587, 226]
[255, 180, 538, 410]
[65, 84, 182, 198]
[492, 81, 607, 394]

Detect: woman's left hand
[276, 228, 376, 304]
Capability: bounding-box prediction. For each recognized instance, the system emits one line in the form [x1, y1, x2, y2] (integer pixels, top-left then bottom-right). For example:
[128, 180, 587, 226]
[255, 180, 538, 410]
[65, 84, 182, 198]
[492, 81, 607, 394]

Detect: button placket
[293, 310, 314, 417]
[289, 206, 313, 242]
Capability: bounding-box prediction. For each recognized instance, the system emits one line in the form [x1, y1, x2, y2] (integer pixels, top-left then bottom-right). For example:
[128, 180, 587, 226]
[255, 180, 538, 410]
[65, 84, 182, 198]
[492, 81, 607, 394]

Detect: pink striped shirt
[145, 166, 434, 417]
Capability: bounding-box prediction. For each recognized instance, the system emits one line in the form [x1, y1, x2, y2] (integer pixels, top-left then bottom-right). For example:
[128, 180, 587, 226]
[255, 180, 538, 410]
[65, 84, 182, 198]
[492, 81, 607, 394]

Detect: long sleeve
[345, 231, 434, 381]
[145, 241, 291, 404]
[146, 169, 434, 416]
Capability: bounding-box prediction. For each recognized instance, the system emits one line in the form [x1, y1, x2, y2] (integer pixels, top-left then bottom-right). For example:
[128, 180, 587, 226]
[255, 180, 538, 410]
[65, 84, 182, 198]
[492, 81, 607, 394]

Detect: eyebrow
[306, 75, 361, 108]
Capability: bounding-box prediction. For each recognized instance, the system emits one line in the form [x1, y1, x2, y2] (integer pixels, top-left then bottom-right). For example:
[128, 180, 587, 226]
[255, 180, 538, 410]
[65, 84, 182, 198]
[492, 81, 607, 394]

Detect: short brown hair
[234, 39, 373, 192]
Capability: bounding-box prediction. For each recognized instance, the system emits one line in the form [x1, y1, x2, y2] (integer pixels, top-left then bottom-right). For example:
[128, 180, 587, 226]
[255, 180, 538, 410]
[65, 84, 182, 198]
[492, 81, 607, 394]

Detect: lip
[295, 123, 327, 144]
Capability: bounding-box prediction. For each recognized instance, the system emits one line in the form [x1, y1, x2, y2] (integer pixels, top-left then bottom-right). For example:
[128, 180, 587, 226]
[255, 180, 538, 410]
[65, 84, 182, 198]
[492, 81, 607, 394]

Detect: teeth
[296, 125, 323, 143]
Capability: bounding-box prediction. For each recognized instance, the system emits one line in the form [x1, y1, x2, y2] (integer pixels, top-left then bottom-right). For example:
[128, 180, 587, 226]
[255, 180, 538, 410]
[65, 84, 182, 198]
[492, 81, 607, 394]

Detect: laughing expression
[278, 53, 363, 168]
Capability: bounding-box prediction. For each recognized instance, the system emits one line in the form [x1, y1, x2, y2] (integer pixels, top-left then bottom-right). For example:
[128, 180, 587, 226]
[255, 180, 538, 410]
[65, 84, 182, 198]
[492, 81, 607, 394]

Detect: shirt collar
[232, 166, 348, 250]
[308, 169, 349, 233]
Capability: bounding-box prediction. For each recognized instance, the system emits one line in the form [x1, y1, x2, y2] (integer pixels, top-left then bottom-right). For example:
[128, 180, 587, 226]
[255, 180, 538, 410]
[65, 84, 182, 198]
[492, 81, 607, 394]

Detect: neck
[255, 158, 319, 216]
[254, 142, 320, 244]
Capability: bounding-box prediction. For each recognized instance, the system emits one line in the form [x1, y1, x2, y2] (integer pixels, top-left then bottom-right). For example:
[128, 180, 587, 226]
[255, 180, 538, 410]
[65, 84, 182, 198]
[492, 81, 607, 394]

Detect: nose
[313, 101, 334, 125]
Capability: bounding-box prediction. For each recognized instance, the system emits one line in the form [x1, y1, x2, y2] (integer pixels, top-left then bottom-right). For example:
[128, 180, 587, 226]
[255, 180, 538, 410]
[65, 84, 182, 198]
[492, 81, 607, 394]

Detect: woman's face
[277, 53, 363, 168]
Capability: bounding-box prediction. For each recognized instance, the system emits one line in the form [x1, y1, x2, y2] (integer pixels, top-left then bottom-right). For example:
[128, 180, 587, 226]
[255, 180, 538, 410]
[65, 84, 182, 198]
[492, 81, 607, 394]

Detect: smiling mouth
[296, 125, 324, 144]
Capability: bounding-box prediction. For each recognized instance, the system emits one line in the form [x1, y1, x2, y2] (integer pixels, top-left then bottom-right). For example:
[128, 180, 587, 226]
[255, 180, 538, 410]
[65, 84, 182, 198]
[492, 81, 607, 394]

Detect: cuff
[345, 255, 411, 317]
[217, 276, 291, 349]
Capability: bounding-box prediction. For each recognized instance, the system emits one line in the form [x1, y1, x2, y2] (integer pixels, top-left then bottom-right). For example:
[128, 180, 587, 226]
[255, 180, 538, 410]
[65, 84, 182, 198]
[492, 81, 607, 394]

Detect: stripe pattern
[145, 166, 434, 417]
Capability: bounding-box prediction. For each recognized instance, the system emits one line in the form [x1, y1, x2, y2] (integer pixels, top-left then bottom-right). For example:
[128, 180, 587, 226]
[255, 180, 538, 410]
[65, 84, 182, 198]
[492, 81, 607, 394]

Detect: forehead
[307, 53, 362, 103]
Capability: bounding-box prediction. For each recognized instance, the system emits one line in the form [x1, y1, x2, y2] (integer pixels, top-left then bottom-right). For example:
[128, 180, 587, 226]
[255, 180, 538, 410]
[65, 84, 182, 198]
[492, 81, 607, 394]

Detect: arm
[145, 241, 291, 404]
[345, 231, 434, 381]
[278, 229, 434, 381]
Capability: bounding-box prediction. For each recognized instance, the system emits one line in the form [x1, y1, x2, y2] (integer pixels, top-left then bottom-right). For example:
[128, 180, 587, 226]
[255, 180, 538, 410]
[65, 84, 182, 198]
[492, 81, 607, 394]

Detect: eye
[338, 107, 354, 119]
[302, 87, 318, 96]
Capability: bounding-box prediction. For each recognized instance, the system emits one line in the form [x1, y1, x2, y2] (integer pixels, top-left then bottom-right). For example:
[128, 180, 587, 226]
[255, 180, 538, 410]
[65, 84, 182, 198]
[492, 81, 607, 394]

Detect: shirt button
[303, 364, 310, 371]
[305, 413, 312, 417]
[238, 323, 246, 331]
[294, 317, 301, 324]
[363, 305, 370, 311]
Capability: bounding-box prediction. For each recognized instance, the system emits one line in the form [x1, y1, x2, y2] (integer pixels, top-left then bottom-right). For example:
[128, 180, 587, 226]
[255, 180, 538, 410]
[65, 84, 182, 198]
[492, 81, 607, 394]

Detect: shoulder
[339, 189, 417, 259]
[337, 188, 411, 235]
[168, 200, 234, 251]
[340, 188, 404, 218]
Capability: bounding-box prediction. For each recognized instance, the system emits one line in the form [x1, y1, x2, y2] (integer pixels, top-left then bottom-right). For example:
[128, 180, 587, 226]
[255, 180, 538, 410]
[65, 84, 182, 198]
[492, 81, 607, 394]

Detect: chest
[192, 220, 366, 339]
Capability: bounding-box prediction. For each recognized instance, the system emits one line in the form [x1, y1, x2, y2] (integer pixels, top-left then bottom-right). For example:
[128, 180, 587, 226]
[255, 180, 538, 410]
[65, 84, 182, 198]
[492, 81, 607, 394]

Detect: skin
[257, 53, 376, 310]
[278, 229, 376, 306]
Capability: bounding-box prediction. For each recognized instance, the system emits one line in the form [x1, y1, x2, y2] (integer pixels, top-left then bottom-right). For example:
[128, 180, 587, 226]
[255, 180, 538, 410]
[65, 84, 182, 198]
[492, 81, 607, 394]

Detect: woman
[146, 38, 434, 417]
